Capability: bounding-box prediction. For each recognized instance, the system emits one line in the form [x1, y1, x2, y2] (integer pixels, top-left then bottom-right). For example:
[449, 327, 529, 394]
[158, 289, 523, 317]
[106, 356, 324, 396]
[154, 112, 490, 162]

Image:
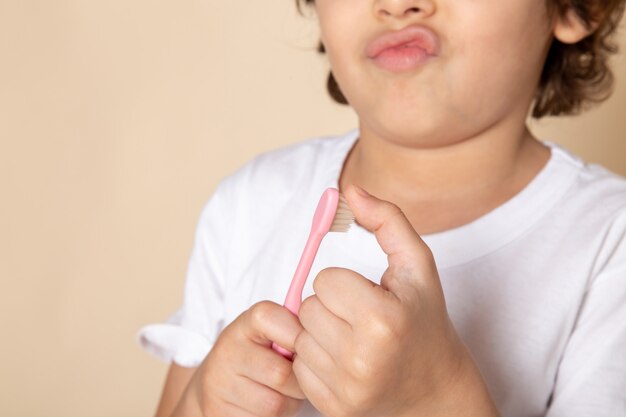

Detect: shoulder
[198, 129, 357, 240]
[549, 142, 626, 218]
[547, 142, 626, 275]
[218, 129, 357, 202]
[198, 129, 358, 278]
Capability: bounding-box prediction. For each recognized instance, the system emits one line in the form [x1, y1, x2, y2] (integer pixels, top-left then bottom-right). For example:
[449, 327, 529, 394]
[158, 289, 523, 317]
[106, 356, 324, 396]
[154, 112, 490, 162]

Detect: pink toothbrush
[271, 187, 354, 360]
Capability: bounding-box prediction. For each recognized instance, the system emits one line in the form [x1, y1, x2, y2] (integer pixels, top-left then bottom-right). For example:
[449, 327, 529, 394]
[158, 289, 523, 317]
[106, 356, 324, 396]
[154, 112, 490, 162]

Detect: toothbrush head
[312, 188, 355, 234]
[331, 192, 354, 232]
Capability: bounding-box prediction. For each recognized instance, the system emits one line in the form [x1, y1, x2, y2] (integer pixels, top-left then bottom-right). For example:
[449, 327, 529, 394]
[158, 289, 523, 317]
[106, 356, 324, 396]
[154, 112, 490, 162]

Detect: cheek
[443, 10, 551, 120]
[316, 1, 362, 53]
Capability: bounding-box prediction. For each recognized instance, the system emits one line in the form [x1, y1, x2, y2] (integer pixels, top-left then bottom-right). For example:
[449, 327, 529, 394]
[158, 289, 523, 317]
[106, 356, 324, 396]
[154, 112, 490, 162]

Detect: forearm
[169, 374, 204, 417]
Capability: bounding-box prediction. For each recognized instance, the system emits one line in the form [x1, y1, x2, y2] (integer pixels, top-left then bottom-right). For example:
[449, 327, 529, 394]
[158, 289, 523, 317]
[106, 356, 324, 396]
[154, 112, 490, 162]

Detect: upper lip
[365, 25, 440, 59]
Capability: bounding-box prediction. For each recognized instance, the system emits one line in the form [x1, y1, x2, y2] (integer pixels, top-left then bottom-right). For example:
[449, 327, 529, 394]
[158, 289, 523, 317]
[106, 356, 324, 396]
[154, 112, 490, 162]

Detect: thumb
[344, 184, 438, 293]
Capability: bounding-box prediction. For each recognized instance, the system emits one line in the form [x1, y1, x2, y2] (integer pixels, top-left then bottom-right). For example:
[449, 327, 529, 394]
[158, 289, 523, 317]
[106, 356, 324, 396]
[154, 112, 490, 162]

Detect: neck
[343, 119, 550, 207]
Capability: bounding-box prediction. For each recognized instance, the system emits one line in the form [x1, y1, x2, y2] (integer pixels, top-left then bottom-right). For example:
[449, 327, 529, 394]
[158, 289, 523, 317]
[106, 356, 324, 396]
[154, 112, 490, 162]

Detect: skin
[165, 301, 307, 417]
[292, 185, 500, 417]
[153, 1, 596, 416]
[317, 0, 591, 234]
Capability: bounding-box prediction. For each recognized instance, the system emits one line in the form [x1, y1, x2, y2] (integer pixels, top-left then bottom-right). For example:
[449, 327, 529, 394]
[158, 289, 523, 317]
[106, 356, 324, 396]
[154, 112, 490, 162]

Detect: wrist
[400, 349, 500, 417]
[440, 353, 500, 417]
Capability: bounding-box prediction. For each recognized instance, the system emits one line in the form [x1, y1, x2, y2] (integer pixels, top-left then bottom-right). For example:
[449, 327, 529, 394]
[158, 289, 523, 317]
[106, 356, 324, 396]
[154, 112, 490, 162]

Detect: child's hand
[291, 185, 499, 417]
[174, 301, 307, 417]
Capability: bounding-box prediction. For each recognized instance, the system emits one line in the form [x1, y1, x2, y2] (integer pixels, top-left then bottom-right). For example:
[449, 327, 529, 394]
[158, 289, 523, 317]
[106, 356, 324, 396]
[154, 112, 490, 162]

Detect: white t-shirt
[138, 128, 626, 417]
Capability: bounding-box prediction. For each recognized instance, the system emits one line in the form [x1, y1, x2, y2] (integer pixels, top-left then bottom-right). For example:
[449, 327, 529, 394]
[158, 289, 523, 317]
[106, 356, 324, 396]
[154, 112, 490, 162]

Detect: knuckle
[366, 313, 398, 344]
[345, 341, 383, 383]
[422, 242, 435, 260]
[341, 383, 370, 411]
[249, 301, 274, 328]
[348, 352, 373, 380]
[313, 267, 333, 292]
[384, 201, 404, 220]
[266, 359, 292, 388]
[299, 295, 316, 319]
[314, 266, 347, 293]
[414, 243, 436, 268]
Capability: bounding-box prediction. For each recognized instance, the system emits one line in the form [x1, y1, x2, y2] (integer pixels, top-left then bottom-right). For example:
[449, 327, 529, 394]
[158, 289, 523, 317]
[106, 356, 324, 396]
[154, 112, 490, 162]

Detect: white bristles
[330, 193, 355, 232]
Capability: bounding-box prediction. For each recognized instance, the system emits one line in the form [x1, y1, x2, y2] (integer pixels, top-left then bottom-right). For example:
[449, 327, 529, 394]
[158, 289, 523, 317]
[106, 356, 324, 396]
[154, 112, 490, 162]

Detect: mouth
[365, 25, 440, 72]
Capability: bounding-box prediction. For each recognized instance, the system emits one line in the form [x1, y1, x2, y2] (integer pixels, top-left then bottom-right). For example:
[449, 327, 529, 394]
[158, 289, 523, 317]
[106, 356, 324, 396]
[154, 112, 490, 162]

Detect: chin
[375, 108, 434, 137]
[368, 116, 466, 150]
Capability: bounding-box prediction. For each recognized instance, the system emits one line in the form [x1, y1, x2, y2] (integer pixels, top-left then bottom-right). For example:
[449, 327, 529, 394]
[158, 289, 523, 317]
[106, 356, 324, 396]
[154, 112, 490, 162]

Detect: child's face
[314, 0, 556, 147]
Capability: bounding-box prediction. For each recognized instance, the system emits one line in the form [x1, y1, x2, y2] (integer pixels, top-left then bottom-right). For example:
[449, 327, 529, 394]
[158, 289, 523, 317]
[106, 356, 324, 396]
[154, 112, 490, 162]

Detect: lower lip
[370, 46, 433, 72]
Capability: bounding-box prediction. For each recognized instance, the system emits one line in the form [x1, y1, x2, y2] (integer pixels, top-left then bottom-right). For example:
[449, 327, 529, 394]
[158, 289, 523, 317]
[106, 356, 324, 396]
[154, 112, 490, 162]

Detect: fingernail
[353, 184, 370, 198]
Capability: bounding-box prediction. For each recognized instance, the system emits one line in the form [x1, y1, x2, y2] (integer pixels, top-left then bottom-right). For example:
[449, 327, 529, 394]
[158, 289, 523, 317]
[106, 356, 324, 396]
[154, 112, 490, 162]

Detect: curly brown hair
[295, 0, 625, 119]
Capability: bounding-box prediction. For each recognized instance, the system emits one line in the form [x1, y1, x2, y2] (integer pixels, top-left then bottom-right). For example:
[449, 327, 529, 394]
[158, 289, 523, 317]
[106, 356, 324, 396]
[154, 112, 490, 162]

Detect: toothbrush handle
[271, 230, 324, 360]
[284, 230, 324, 315]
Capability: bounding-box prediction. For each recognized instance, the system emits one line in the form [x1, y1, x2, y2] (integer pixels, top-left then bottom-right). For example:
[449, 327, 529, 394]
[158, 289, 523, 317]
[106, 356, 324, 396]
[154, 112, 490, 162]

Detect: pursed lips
[365, 24, 440, 59]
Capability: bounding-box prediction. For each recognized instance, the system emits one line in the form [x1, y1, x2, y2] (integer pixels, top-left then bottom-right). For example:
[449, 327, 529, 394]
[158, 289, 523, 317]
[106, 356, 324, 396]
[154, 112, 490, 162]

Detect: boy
[139, 1, 626, 416]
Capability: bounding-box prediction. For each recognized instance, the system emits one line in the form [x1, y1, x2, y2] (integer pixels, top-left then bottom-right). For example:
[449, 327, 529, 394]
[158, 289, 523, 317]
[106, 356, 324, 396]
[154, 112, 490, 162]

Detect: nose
[374, 0, 436, 20]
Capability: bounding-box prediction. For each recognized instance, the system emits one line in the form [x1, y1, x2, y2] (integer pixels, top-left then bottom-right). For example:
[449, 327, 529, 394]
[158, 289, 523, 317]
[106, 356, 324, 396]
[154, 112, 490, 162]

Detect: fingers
[221, 374, 305, 417]
[292, 355, 338, 416]
[293, 327, 337, 389]
[346, 184, 431, 265]
[241, 301, 304, 351]
[298, 294, 352, 359]
[238, 341, 307, 400]
[312, 267, 393, 326]
[236, 301, 307, 400]
[344, 184, 438, 294]
[192, 301, 307, 417]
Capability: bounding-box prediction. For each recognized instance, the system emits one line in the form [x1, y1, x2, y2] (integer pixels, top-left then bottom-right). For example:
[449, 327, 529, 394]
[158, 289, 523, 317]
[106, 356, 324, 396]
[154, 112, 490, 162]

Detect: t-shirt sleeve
[136, 176, 237, 368]
[546, 209, 626, 416]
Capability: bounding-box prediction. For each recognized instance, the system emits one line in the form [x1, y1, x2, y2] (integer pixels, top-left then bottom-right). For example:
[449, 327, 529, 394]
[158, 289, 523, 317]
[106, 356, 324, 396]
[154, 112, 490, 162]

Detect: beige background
[0, 1, 624, 416]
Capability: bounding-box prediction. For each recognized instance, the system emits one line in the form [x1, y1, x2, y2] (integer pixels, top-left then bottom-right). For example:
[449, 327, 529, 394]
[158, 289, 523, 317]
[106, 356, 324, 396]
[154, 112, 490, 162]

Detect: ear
[553, 8, 599, 44]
